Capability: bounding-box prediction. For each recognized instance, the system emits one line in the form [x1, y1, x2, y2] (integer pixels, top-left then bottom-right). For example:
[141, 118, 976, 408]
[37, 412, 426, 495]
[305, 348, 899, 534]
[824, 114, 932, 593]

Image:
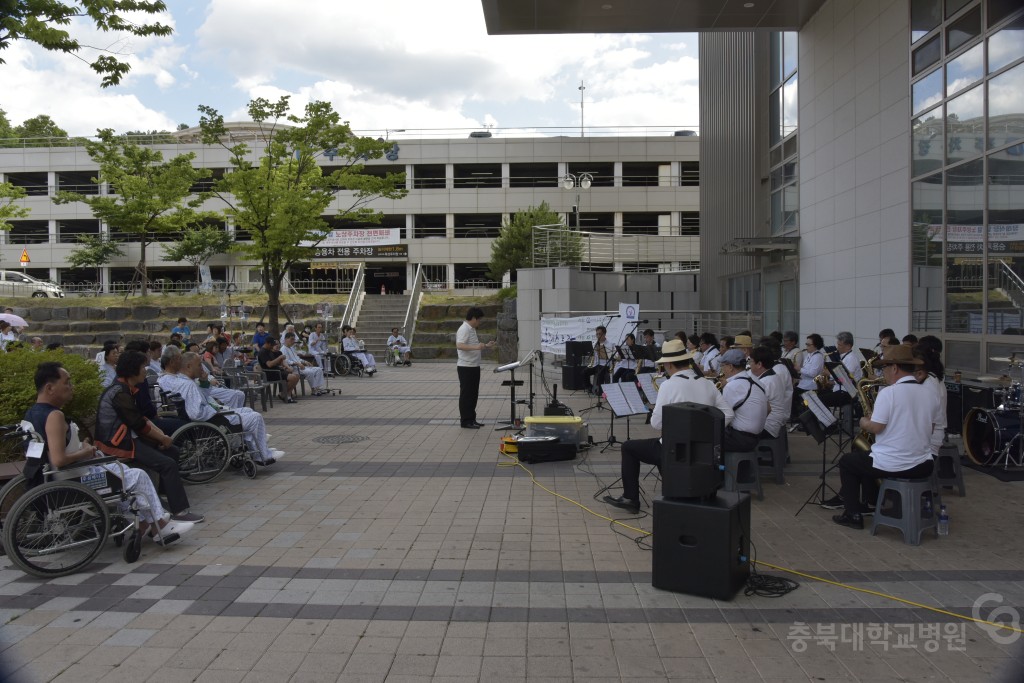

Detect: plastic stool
[723, 451, 763, 500]
[870, 478, 941, 545]
[755, 431, 788, 485]
[934, 442, 967, 497]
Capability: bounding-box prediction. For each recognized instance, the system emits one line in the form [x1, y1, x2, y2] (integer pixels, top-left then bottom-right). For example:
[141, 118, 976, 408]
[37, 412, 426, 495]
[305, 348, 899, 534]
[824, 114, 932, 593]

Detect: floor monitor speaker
[652, 492, 750, 600]
[561, 364, 588, 391]
[660, 402, 725, 500]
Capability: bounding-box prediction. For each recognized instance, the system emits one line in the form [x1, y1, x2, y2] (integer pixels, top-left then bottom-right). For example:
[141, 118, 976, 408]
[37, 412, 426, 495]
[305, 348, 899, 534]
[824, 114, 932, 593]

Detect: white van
[0, 271, 64, 298]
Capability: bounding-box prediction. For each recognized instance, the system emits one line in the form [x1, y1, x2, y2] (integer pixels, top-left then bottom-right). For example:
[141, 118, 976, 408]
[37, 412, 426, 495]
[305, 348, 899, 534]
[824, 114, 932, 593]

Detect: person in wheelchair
[282, 332, 329, 396]
[343, 327, 377, 375]
[24, 362, 194, 544]
[160, 350, 282, 465]
[387, 327, 412, 366]
[95, 351, 205, 525]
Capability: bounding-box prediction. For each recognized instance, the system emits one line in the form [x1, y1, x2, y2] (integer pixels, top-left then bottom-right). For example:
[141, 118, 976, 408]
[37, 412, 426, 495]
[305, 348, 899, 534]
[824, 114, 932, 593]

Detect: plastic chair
[870, 478, 941, 545]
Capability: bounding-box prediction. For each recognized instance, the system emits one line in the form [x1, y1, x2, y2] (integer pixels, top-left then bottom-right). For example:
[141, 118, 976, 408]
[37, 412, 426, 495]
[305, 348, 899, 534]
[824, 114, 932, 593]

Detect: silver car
[0, 271, 64, 298]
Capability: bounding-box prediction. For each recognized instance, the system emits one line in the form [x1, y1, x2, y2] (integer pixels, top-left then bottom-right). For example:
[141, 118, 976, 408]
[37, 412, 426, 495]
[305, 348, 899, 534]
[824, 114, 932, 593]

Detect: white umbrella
[0, 313, 29, 328]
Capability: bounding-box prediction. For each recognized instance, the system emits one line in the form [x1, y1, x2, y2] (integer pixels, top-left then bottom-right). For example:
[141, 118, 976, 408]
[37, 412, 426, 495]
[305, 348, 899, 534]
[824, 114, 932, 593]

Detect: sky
[0, 0, 699, 139]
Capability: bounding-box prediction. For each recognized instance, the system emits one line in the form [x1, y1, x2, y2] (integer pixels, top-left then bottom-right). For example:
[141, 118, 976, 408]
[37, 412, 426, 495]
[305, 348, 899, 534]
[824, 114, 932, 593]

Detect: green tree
[0, 0, 173, 87]
[0, 108, 13, 139]
[13, 114, 67, 141]
[487, 201, 566, 281]
[66, 234, 125, 287]
[0, 182, 30, 231]
[198, 96, 407, 332]
[162, 222, 233, 283]
[53, 128, 211, 294]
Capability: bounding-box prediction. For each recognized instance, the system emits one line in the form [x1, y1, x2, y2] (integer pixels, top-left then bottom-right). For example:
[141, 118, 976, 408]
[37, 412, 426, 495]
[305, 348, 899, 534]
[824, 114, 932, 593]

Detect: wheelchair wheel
[173, 423, 231, 484]
[0, 473, 28, 532]
[333, 354, 351, 376]
[385, 349, 396, 367]
[3, 481, 109, 578]
[123, 528, 143, 563]
[242, 460, 257, 479]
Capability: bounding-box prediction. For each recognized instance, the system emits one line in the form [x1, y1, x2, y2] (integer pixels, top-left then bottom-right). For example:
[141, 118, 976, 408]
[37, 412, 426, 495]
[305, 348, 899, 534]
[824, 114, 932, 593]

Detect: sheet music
[637, 373, 660, 403]
[803, 391, 837, 427]
[602, 383, 649, 417]
[827, 361, 857, 397]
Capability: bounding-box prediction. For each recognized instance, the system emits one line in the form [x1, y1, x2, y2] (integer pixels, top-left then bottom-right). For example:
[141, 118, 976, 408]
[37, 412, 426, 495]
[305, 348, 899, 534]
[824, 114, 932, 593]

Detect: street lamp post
[561, 172, 593, 229]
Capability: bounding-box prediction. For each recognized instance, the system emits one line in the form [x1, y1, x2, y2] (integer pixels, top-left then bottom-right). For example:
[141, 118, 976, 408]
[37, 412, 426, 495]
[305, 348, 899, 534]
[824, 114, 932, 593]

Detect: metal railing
[532, 224, 700, 270]
[403, 265, 425, 348]
[339, 264, 366, 330]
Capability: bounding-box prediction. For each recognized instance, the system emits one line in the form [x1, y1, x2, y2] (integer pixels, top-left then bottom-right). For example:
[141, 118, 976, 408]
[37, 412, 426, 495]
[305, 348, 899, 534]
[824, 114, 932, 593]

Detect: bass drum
[963, 407, 1021, 466]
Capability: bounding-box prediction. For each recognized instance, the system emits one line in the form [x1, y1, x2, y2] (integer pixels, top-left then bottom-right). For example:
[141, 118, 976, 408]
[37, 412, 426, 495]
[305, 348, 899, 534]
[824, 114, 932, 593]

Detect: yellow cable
[497, 447, 1024, 636]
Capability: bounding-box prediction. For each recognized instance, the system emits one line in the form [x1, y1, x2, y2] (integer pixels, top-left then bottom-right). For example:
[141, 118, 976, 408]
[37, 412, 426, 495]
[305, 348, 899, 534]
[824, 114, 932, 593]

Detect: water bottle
[938, 504, 949, 536]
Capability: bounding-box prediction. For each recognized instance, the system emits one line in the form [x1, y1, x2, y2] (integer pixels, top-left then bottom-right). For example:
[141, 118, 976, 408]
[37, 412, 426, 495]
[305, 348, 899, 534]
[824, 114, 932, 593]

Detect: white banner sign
[309, 228, 401, 248]
[540, 303, 642, 355]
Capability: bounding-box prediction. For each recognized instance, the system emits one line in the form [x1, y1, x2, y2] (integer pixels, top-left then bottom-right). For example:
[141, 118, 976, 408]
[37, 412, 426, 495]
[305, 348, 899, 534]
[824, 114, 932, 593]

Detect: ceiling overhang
[720, 236, 800, 255]
[480, 0, 827, 34]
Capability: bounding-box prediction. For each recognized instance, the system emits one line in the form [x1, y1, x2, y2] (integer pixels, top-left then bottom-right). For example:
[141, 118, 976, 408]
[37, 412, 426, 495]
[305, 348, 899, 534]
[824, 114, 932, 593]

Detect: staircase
[351, 294, 411, 357]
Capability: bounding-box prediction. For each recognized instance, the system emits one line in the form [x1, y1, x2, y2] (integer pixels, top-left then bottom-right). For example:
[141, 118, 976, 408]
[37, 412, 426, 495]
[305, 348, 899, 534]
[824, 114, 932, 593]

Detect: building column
[48, 219, 58, 244]
[446, 263, 455, 291]
[47, 171, 56, 197]
[501, 163, 510, 189]
[445, 163, 454, 190]
[613, 161, 623, 187]
[445, 213, 454, 240]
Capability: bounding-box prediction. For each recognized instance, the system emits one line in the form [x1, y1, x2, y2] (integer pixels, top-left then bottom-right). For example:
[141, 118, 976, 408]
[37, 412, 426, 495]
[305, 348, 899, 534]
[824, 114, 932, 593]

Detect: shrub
[496, 285, 517, 301]
[0, 349, 102, 463]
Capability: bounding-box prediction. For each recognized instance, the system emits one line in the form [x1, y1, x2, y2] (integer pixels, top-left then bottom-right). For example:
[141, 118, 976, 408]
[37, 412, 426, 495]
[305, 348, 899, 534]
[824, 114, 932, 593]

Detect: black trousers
[583, 365, 610, 392]
[130, 439, 190, 515]
[612, 368, 636, 384]
[838, 451, 934, 517]
[457, 365, 481, 425]
[621, 437, 662, 501]
[723, 427, 760, 452]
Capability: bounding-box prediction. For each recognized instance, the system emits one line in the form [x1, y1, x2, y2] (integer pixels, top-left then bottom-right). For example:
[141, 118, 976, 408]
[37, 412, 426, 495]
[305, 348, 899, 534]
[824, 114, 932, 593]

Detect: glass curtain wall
[910, 0, 1024, 341]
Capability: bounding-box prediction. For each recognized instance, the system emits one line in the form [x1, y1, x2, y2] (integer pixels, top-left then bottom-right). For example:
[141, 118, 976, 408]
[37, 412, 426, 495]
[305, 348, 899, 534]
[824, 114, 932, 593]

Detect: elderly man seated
[159, 349, 283, 465]
[97, 340, 120, 387]
[282, 332, 329, 396]
[387, 327, 412, 366]
[308, 322, 331, 373]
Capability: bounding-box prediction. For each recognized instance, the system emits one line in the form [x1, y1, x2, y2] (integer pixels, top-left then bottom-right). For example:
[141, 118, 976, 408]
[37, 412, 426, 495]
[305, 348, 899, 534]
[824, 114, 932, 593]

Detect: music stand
[494, 351, 536, 430]
[796, 392, 843, 516]
[598, 382, 649, 451]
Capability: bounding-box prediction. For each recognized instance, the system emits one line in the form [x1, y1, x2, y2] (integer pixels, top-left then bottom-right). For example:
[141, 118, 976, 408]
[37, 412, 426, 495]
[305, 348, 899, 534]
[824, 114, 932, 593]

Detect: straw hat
[656, 339, 695, 365]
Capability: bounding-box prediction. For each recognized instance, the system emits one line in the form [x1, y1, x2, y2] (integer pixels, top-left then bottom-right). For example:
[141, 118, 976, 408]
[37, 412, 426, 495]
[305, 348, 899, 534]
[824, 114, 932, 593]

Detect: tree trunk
[139, 237, 149, 296]
[265, 272, 281, 335]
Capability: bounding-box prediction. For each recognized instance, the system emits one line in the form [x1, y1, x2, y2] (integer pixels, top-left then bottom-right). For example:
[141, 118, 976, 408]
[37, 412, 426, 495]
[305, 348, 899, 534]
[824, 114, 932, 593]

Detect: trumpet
[852, 377, 885, 452]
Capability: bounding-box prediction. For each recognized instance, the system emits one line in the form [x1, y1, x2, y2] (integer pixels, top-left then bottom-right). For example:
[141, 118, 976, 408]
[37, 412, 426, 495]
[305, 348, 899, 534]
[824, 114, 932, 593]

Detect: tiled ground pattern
[1, 362, 1022, 682]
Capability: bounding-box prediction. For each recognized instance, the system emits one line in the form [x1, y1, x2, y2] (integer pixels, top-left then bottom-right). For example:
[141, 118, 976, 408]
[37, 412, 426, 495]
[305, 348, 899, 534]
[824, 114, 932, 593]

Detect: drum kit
[963, 352, 1024, 469]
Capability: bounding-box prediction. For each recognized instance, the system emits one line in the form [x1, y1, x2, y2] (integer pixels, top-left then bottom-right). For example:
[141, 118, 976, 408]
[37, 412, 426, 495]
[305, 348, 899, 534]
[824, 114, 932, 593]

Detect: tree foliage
[66, 234, 125, 286]
[0, 0, 173, 87]
[487, 201, 563, 281]
[13, 114, 67, 140]
[162, 223, 233, 281]
[198, 96, 408, 332]
[0, 182, 31, 231]
[53, 128, 211, 294]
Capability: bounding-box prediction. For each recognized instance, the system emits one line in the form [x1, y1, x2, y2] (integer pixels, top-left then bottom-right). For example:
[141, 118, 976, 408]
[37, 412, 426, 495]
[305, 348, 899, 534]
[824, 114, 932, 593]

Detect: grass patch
[8, 293, 350, 308]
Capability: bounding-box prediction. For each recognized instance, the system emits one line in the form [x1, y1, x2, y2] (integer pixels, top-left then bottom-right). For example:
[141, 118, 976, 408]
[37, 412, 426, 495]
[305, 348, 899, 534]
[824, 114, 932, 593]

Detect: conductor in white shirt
[456, 307, 494, 429]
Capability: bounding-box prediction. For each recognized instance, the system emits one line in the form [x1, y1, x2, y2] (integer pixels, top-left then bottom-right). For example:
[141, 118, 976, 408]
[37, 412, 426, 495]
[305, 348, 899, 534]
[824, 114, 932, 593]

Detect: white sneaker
[161, 520, 194, 537]
[270, 449, 286, 460]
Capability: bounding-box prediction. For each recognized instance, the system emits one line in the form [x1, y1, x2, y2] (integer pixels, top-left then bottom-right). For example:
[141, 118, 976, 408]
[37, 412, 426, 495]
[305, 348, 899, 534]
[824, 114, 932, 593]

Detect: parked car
[0, 271, 65, 298]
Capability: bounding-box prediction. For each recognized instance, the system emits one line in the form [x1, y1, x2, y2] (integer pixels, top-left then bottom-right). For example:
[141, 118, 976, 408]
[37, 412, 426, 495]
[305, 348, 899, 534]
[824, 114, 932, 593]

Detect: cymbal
[989, 356, 1024, 365]
[976, 375, 1001, 382]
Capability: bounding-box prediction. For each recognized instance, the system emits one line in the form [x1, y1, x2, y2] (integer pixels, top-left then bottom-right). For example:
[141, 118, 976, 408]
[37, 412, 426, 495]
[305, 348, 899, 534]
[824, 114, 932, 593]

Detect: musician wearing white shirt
[603, 340, 733, 513]
[719, 349, 769, 451]
[831, 345, 940, 530]
[699, 333, 721, 375]
[638, 328, 660, 374]
[583, 326, 615, 395]
[748, 345, 792, 439]
[818, 331, 864, 408]
[793, 333, 825, 420]
[611, 333, 640, 383]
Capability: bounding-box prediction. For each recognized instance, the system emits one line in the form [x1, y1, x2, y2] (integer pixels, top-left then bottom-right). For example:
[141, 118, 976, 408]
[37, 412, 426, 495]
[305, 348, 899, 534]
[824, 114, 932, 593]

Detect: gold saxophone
[853, 377, 885, 452]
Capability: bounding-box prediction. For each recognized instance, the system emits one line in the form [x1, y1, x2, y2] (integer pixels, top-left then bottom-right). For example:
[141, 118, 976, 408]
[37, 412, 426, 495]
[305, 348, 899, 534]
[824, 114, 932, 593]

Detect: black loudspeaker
[660, 402, 725, 500]
[565, 341, 593, 366]
[561, 364, 588, 391]
[652, 492, 751, 600]
[945, 381, 963, 435]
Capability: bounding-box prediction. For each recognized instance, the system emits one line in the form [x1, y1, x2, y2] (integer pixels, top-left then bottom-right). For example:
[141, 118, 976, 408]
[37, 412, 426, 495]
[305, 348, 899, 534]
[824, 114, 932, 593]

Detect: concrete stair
[351, 294, 412, 356]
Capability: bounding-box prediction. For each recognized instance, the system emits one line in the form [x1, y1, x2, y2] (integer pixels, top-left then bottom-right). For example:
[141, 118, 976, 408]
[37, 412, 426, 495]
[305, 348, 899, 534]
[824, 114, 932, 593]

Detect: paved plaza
[1, 361, 1022, 682]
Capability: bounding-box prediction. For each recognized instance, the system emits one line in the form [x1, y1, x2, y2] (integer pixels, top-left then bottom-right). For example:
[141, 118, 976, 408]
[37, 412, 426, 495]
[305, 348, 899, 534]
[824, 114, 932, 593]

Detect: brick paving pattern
[1, 362, 1021, 681]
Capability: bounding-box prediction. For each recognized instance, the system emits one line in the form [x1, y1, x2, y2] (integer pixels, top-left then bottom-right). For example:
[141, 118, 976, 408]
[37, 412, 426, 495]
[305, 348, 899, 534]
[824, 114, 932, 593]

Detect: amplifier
[516, 437, 577, 463]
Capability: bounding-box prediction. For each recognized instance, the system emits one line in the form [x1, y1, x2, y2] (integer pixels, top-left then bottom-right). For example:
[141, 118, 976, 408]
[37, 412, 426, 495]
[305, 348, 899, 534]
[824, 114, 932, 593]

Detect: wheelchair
[0, 424, 173, 578]
[161, 392, 261, 481]
[332, 351, 367, 377]
[384, 344, 406, 367]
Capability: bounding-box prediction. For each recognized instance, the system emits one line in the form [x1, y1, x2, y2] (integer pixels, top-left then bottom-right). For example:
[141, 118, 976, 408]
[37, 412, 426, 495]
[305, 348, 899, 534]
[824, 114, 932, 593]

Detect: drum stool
[755, 432, 788, 485]
[723, 451, 763, 500]
[934, 441, 967, 497]
[871, 478, 942, 545]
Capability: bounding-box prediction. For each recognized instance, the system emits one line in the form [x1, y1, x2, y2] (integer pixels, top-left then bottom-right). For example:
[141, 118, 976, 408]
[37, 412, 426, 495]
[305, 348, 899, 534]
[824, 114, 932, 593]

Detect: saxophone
[852, 377, 884, 452]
